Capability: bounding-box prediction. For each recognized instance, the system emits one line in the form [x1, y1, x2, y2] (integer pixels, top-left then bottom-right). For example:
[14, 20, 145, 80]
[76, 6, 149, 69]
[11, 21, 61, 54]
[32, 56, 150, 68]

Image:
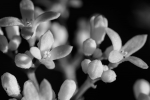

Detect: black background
[0, 0, 150, 100]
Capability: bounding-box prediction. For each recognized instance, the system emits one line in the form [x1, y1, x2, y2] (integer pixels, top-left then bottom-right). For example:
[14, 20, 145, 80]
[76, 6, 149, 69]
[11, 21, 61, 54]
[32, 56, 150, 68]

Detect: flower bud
[6, 26, 20, 40]
[1, 72, 20, 96]
[92, 48, 102, 58]
[133, 79, 150, 99]
[101, 69, 116, 83]
[81, 59, 91, 74]
[83, 38, 96, 56]
[8, 36, 21, 51]
[87, 60, 103, 80]
[15, 53, 32, 69]
[58, 80, 76, 100]
[108, 50, 123, 63]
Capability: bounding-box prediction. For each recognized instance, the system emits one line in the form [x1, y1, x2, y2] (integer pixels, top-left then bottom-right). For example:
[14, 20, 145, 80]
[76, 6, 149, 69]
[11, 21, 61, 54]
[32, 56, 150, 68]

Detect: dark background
[0, 0, 150, 100]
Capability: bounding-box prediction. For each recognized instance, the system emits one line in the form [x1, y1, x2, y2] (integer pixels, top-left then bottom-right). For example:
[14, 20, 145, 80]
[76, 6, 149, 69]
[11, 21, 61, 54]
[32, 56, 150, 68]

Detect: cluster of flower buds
[1, 72, 76, 100]
[133, 79, 150, 100]
[81, 14, 148, 83]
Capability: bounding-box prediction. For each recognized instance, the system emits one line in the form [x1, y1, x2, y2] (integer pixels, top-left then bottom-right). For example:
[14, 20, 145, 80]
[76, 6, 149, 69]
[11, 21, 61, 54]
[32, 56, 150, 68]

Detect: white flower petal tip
[101, 69, 116, 83]
[39, 79, 53, 100]
[38, 30, 54, 52]
[87, 60, 103, 80]
[30, 47, 41, 59]
[106, 28, 122, 51]
[23, 80, 39, 100]
[108, 50, 124, 63]
[83, 38, 96, 56]
[133, 79, 150, 99]
[6, 26, 20, 40]
[15, 53, 32, 69]
[8, 36, 21, 51]
[81, 59, 91, 74]
[58, 80, 76, 100]
[1, 72, 20, 97]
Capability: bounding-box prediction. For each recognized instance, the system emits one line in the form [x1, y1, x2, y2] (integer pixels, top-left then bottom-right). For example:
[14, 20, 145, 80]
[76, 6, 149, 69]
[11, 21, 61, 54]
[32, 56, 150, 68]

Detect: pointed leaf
[50, 45, 73, 60]
[125, 56, 148, 69]
[33, 11, 60, 27]
[105, 28, 122, 51]
[30, 47, 41, 59]
[39, 79, 53, 100]
[121, 34, 147, 57]
[0, 17, 24, 27]
[40, 58, 55, 69]
[38, 30, 54, 53]
[20, 0, 34, 22]
[23, 80, 39, 100]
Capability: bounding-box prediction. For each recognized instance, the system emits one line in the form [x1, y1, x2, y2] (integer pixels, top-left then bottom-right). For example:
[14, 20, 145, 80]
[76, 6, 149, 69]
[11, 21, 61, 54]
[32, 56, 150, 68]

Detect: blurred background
[0, 0, 150, 100]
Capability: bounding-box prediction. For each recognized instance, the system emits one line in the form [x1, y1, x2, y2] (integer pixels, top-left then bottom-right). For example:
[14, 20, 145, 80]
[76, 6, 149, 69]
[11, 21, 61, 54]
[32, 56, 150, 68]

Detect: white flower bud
[6, 26, 20, 40]
[58, 80, 76, 100]
[8, 36, 21, 51]
[133, 79, 150, 99]
[92, 48, 102, 58]
[101, 70, 116, 83]
[83, 38, 96, 56]
[15, 53, 32, 69]
[81, 59, 91, 74]
[87, 60, 103, 80]
[1, 72, 20, 96]
[108, 50, 123, 63]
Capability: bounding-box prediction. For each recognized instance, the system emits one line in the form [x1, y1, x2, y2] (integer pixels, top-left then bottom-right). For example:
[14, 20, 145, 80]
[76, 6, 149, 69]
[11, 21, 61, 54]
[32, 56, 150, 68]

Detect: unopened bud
[15, 53, 32, 69]
[81, 59, 91, 74]
[101, 69, 116, 83]
[92, 48, 102, 58]
[58, 80, 76, 100]
[8, 36, 21, 51]
[133, 79, 150, 99]
[87, 60, 103, 80]
[83, 38, 96, 56]
[1, 72, 20, 96]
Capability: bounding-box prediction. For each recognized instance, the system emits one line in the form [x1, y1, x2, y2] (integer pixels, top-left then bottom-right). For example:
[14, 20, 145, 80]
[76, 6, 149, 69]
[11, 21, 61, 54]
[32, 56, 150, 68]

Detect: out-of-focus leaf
[20, 0, 34, 22]
[34, 11, 60, 27]
[50, 45, 73, 60]
[39, 79, 53, 100]
[121, 34, 147, 57]
[0, 17, 24, 27]
[23, 80, 39, 100]
[125, 56, 148, 69]
[38, 30, 54, 53]
[30, 47, 41, 59]
[105, 28, 122, 51]
[40, 58, 55, 69]
[0, 35, 8, 53]
[137, 93, 150, 100]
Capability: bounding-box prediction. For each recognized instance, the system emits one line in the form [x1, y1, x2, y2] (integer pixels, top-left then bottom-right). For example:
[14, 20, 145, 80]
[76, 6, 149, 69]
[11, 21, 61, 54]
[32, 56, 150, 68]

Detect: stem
[72, 77, 96, 100]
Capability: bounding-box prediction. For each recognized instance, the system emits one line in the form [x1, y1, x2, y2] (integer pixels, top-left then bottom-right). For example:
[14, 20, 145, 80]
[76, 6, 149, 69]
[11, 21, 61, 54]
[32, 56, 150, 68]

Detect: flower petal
[20, 0, 34, 22]
[8, 36, 21, 51]
[6, 26, 20, 40]
[105, 28, 122, 51]
[0, 35, 8, 53]
[33, 11, 60, 27]
[23, 80, 39, 100]
[124, 56, 148, 69]
[0, 17, 24, 27]
[50, 45, 73, 60]
[30, 47, 41, 59]
[38, 30, 54, 52]
[39, 79, 53, 100]
[21, 27, 34, 40]
[121, 34, 147, 57]
[40, 58, 55, 69]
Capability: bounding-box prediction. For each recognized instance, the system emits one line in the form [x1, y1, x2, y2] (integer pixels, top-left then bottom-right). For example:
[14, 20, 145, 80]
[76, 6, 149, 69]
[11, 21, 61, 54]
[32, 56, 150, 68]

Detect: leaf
[20, 0, 34, 22]
[23, 80, 39, 100]
[30, 46, 41, 59]
[137, 93, 150, 100]
[105, 28, 122, 51]
[0, 17, 24, 27]
[40, 58, 55, 69]
[38, 30, 54, 53]
[50, 45, 73, 60]
[125, 56, 148, 69]
[39, 79, 53, 100]
[121, 34, 147, 57]
[33, 11, 60, 27]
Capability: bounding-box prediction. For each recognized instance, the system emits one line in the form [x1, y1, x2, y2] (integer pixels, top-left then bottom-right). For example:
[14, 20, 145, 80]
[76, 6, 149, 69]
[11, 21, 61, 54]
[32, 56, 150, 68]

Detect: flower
[30, 30, 73, 69]
[0, 0, 60, 40]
